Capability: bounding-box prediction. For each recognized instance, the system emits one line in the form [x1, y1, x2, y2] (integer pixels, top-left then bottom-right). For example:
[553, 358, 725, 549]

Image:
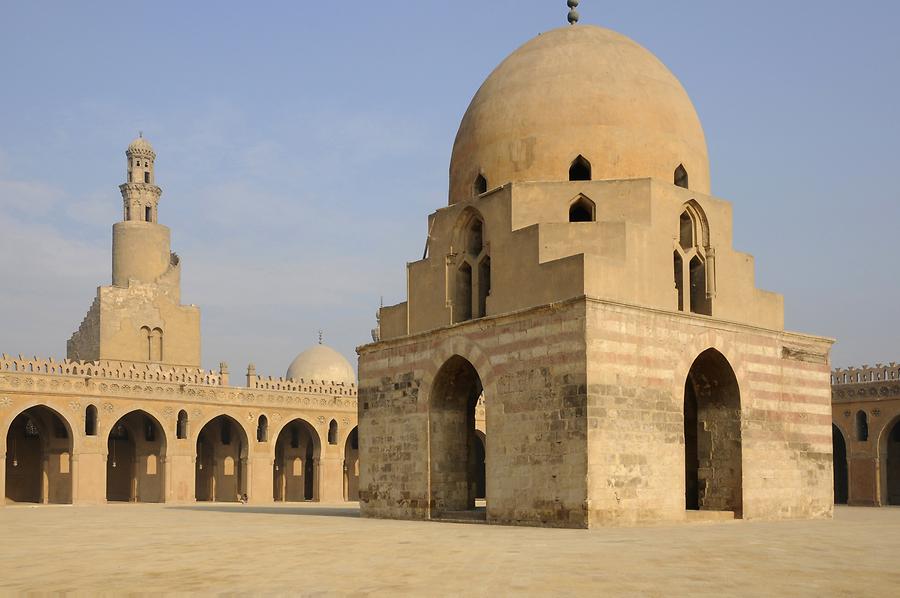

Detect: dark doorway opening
[684, 349, 742, 516]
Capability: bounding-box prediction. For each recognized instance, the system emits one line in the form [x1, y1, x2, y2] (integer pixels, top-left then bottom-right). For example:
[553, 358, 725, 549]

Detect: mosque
[358, 11, 836, 527]
[2, 6, 842, 529]
[1, 136, 360, 506]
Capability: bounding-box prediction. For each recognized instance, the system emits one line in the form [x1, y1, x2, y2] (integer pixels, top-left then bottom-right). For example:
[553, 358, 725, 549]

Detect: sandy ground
[0, 503, 898, 596]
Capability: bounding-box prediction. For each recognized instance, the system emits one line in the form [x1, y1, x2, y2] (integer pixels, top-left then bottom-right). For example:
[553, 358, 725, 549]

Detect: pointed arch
[106, 409, 167, 503]
[473, 173, 488, 197]
[675, 200, 714, 315]
[569, 155, 591, 181]
[684, 348, 742, 516]
[675, 164, 689, 189]
[195, 414, 250, 503]
[272, 418, 322, 502]
[429, 355, 486, 517]
[568, 194, 595, 222]
[5, 405, 74, 504]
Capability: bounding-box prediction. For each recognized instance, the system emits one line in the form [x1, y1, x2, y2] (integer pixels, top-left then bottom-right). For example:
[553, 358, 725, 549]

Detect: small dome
[286, 344, 356, 386]
[127, 135, 155, 155]
[449, 25, 709, 202]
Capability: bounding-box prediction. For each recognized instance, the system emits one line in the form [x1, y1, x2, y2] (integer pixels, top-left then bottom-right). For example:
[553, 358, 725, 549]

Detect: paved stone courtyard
[1, 504, 898, 595]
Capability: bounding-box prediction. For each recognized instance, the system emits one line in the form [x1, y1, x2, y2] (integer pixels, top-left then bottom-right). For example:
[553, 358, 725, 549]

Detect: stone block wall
[585, 299, 834, 525]
[358, 300, 589, 528]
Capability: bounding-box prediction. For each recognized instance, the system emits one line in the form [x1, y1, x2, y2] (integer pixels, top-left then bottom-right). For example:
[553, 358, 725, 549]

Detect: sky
[0, 0, 898, 375]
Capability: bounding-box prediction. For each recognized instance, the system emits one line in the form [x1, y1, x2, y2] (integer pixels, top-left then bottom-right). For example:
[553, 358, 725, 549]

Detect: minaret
[121, 133, 161, 223]
[112, 135, 173, 288]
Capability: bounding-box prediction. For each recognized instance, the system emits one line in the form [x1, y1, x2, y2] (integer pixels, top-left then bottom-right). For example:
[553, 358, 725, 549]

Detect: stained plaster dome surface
[449, 25, 710, 202]
[286, 344, 356, 385]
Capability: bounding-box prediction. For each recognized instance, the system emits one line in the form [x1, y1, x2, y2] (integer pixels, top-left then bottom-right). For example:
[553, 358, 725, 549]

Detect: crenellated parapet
[831, 362, 900, 405]
[0, 354, 357, 413]
[832, 362, 900, 385]
[246, 364, 356, 397]
[1, 354, 222, 385]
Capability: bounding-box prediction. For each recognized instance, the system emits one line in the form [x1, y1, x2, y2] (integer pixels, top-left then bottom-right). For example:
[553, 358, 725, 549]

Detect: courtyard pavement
[0, 503, 897, 595]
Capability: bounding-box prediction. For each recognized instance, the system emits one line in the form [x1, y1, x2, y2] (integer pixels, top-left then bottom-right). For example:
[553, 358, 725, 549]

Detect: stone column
[76, 449, 106, 505]
[249, 454, 273, 504]
[319, 454, 345, 503]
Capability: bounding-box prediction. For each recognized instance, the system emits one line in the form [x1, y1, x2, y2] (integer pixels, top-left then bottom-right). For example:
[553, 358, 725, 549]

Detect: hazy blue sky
[1, 1, 897, 375]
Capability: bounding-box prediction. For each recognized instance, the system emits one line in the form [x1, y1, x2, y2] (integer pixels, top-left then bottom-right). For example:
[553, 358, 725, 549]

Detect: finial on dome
[567, 0, 580, 25]
[318, 330, 324, 345]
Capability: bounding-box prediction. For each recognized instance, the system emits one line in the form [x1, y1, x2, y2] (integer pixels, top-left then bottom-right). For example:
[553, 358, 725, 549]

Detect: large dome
[449, 25, 709, 202]
[286, 345, 356, 386]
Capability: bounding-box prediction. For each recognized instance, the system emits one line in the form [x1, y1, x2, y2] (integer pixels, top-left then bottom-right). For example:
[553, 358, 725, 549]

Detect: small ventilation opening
[569, 155, 592, 181]
[474, 174, 487, 196]
[569, 196, 595, 222]
[675, 164, 689, 189]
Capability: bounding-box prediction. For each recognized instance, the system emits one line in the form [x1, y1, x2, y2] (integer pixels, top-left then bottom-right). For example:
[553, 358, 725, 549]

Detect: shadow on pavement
[166, 504, 361, 518]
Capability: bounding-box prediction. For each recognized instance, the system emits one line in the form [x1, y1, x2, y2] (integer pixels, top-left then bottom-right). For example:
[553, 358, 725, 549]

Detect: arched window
[85, 405, 98, 436]
[176, 410, 188, 439]
[453, 211, 490, 324]
[474, 174, 487, 196]
[145, 206, 152, 222]
[150, 328, 163, 362]
[144, 172, 150, 184]
[675, 164, 689, 189]
[257, 415, 268, 442]
[328, 420, 338, 445]
[569, 195, 595, 222]
[856, 410, 869, 442]
[674, 202, 713, 316]
[569, 155, 591, 181]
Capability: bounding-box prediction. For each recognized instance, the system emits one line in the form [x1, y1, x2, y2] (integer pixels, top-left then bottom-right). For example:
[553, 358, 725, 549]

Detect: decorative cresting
[832, 362, 900, 385]
[567, 0, 580, 25]
[0, 354, 356, 396]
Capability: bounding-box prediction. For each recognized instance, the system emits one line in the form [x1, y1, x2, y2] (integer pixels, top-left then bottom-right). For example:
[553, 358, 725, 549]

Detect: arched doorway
[885, 419, 900, 505]
[344, 426, 359, 501]
[684, 349, 742, 516]
[273, 419, 320, 502]
[106, 411, 167, 503]
[195, 415, 249, 503]
[4, 406, 73, 504]
[832, 424, 848, 505]
[429, 355, 485, 516]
